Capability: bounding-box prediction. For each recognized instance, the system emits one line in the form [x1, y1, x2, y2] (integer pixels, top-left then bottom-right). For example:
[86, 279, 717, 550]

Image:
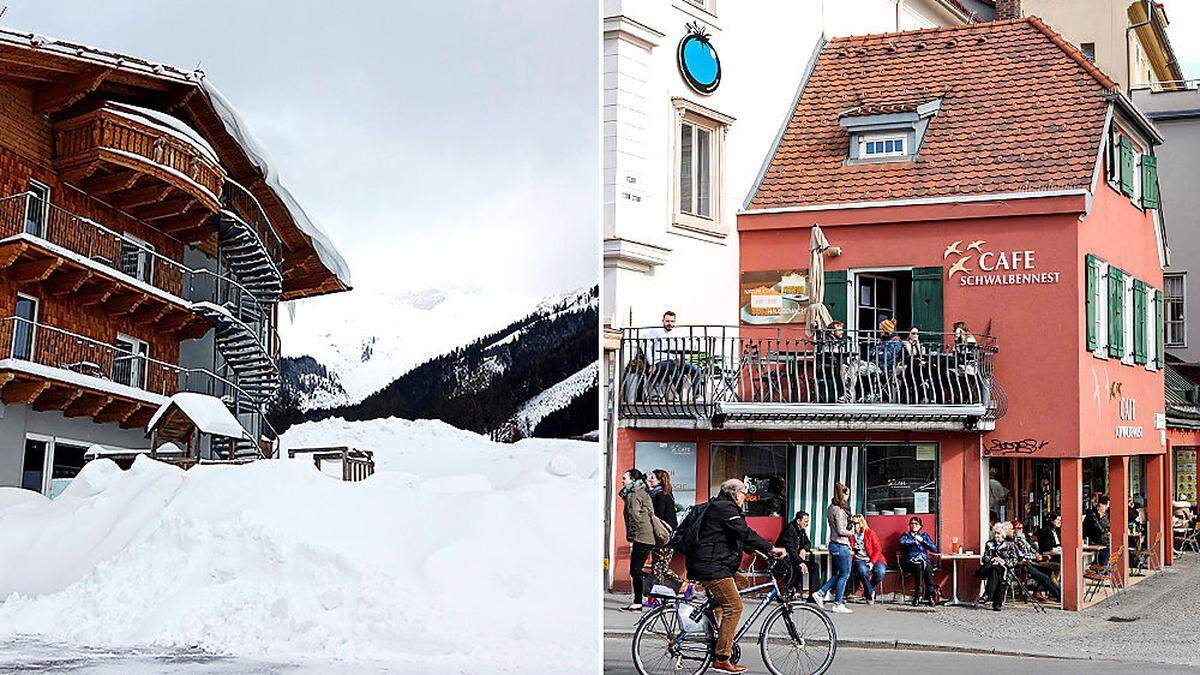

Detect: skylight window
[860, 134, 907, 158]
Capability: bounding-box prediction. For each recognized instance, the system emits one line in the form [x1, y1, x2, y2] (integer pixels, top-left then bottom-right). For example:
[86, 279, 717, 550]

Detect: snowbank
[0, 418, 598, 672]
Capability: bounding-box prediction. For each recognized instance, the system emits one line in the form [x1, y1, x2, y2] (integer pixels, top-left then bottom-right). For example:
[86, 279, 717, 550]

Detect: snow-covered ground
[511, 361, 598, 434]
[0, 418, 599, 673]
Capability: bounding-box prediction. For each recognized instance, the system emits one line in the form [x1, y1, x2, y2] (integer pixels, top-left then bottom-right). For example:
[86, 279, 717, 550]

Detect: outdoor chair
[1083, 546, 1125, 605]
[1012, 563, 1047, 613]
[893, 553, 938, 604]
[1132, 531, 1163, 575]
[1176, 523, 1200, 557]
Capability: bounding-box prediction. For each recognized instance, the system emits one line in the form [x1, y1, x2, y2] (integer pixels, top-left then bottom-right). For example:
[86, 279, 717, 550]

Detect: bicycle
[631, 552, 837, 675]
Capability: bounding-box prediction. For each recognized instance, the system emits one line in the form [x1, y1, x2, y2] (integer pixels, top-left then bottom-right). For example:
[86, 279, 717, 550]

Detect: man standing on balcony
[642, 310, 702, 401]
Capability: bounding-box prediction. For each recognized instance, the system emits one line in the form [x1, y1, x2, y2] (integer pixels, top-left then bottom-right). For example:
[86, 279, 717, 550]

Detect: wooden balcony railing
[618, 325, 998, 428]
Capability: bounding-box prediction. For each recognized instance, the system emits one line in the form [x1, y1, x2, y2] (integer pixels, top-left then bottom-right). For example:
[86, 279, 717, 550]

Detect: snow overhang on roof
[0, 27, 351, 300]
[147, 393, 250, 440]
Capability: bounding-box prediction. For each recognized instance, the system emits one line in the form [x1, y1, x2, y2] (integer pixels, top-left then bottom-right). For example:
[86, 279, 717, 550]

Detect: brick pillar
[1108, 456, 1130, 587]
[994, 0, 1022, 20]
[1060, 458, 1083, 610]
[1147, 453, 1166, 569]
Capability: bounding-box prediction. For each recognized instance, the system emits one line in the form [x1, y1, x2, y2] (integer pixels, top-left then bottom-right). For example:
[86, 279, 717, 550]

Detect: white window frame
[13, 292, 39, 360]
[1165, 272, 1187, 348]
[1093, 260, 1109, 359]
[24, 179, 50, 237]
[20, 432, 53, 495]
[120, 232, 155, 284]
[671, 98, 732, 239]
[114, 332, 150, 389]
[859, 133, 907, 159]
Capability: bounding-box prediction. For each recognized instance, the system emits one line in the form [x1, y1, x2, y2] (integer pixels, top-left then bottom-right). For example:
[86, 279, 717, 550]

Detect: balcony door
[20, 435, 48, 493]
[114, 333, 149, 389]
[23, 180, 50, 237]
[12, 293, 38, 360]
[119, 233, 155, 284]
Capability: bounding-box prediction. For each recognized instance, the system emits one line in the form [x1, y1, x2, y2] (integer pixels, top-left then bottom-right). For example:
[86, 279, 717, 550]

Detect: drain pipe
[1126, 0, 1154, 96]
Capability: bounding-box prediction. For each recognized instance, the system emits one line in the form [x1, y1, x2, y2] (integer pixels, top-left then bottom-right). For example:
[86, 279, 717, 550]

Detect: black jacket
[1037, 524, 1061, 553]
[774, 520, 811, 558]
[686, 493, 774, 581]
[1083, 511, 1110, 545]
[652, 490, 679, 529]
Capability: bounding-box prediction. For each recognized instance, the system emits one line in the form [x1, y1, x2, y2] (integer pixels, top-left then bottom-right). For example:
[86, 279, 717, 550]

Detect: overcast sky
[0, 0, 598, 300]
[1165, 1, 1200, 78]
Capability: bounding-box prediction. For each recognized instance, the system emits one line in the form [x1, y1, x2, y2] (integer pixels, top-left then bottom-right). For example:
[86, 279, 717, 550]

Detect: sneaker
[622, 603, 644, 612]
[866, 597, 876, 606]
[829, 603, 853, 614]
[823, 590, 835, 602]
[812, 593, 825, 609]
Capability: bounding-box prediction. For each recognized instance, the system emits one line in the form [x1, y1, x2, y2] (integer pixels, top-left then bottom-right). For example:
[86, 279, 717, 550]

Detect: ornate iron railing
[617, 325, 997, 422]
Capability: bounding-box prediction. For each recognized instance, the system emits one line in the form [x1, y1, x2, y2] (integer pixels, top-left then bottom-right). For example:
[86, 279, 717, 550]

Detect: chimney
[994, 0, 1022, 20]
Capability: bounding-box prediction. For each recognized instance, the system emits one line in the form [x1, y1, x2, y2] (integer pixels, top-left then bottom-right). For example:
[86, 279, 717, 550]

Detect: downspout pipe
[1126, 0, 1154, 97]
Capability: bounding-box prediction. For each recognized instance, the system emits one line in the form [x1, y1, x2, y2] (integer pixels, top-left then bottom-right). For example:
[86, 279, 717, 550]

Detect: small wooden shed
[146, 392, 251, 460]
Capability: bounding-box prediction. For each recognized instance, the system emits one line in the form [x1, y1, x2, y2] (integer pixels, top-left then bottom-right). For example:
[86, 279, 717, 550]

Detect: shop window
[863, 444, 937, 516]
[635, 441, 698, 513]
[709, 443, 788, 518]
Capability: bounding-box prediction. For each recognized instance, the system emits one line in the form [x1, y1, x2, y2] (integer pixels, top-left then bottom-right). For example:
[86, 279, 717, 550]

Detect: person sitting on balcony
[1083, 495, 1112, 567]
[849, 514, 887, 605]
[867, 317, 904, 401]
[901, 326, 931, 404]
[1010, 520, 1061, 602]
[898, 516, 939, 607]
[642, 310, 702, 401]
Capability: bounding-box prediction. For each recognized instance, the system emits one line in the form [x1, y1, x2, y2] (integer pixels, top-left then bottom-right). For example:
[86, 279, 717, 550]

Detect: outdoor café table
[1083, 544, 1105, 568]
[938, 552, 979, 607]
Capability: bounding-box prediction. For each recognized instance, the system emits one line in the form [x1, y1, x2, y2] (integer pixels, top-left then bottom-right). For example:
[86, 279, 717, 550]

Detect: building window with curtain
[672, 98, 732, 238]
[862, 444, 938, 516]
[709, 443, 788, 517]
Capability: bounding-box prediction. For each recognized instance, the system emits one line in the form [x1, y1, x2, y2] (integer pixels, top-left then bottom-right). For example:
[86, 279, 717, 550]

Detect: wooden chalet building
[0, 28, 350, 496]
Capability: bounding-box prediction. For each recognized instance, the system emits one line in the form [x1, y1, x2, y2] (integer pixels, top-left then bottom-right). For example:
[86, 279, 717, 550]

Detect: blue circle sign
[677, 27, 720, 95]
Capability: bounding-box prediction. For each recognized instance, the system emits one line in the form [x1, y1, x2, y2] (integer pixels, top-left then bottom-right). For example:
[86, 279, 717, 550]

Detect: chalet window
[1166, 273, 1186, 347]
[114, 333, 149, 389]
[23, 180, 50, 237]
[47, 441, 89, 499]
[20, 436, 48, 493]
[12, 293, 38, 361]
[673, 98, 731, 237]
[860, 134, 907, 158]
[119, 233, 155, 284]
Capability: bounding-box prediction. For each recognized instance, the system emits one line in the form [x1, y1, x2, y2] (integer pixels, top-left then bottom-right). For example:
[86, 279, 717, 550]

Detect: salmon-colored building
[612, 18, 1170, 610]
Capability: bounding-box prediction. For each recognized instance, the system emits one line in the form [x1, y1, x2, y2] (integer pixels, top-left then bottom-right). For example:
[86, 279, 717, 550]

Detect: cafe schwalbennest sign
[943, 240, 1062, 287]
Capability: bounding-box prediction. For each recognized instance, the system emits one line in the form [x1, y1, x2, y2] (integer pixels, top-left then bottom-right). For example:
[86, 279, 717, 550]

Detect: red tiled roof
[747, 18, 1117, 211]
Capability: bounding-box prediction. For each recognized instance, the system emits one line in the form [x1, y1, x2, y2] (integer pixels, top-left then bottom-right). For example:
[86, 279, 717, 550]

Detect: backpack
[669, 501, 711, 556]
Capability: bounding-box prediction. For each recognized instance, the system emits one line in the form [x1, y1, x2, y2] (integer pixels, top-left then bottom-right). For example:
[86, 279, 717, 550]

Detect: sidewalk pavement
[604, 590, 1092, 661]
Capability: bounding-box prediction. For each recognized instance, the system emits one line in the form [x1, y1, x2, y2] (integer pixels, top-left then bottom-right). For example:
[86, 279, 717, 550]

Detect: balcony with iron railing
[0, 315, 271, 439]
[0, 193, 276, 349]
[617, 326, 998, 431]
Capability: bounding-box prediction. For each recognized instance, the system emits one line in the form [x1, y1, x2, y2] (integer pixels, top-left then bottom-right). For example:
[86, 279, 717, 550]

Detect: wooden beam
[0, 242, 30, 268]
[96, 398, 137, 424]
[121, 406, 153, 430]
[157, 209, 211, 235]
[77, 287, 113, 307]
[32, 387, 83, 413]
[175, 317, 212, 340]
[9, 257, 63, 283]
[83, 170, 140, 196]
[131, 301, 171, 326]
[65, 393, 112, 418]
[102, 292, 147, 315]
[162, 86, 198, 113]
[108, 183, 172, 209]
[133, 198, 192, 221]
[34, 66, 110, 114]
[2, 379, 51, 405]
[46, 269, 93, 296]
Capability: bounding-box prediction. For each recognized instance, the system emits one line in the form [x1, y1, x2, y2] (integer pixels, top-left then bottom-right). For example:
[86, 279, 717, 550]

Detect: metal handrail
[618, 325, 998, 421]
[0, 193, 273, 329]
[222, 178, 284, 270]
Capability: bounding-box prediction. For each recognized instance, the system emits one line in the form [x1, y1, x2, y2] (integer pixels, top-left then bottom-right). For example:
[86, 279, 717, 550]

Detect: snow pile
[0, 418, 599, 672]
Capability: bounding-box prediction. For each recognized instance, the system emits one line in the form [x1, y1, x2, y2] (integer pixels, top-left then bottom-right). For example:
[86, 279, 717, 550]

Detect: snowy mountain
[272, 286, 598, 439]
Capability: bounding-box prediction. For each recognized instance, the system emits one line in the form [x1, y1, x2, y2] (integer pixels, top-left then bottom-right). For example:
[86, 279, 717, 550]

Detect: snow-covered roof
[147, 393, 249, 440]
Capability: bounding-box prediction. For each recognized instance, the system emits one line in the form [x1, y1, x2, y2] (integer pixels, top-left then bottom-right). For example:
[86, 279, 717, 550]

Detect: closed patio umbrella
[805, 224, 840, 329]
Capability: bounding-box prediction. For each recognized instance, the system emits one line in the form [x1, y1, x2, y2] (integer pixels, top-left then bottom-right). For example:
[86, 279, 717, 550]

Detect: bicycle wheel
[758, 601, 837, 675]
[631, 603, 713, 675]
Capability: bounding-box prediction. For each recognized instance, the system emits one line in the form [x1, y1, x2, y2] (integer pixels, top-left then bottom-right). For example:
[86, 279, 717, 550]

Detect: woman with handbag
[648, 469, 687, 594]
[620, 469, 656, 610]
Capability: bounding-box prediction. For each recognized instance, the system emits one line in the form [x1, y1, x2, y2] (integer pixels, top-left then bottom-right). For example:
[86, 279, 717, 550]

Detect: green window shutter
[911, 266, 944, 339]
[1156, 289, 1164, 368]
[824, 270, 848, 325]
[1133, 280, 1147, 364]
[1085, 255, 1098, 351]
[1108, 267, 1124, 358]
[1141, 155, 1159, 209]
[1120, 137, 1135, 197]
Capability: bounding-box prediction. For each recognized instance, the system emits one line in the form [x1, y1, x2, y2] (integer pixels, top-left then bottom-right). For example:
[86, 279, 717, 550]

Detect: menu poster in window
[1176, 449, 1198, 501]
[913, 491, 930, 514]
[635, 441, 697, 511]
[739, 269, 809, 325]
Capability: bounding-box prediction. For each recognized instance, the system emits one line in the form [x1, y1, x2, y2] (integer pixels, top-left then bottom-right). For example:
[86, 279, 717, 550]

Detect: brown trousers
[700, 573, 750, 660]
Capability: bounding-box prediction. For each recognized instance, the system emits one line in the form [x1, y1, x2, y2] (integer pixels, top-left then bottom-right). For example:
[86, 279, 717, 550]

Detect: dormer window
[861, 134, 907, 158]
[839, 97, 940, 164]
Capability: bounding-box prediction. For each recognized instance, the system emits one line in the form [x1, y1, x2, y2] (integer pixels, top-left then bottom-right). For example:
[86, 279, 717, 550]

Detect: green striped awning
[792, 445, 866, 546]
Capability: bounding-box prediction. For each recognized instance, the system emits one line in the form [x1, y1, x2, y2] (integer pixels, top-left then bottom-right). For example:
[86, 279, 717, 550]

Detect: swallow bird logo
[943, 240, 963, 259]
[947, 257, 971, 278]
[966, 240, 986, 252]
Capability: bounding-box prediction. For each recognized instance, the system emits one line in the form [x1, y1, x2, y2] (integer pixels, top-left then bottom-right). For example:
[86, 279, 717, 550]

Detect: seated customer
[1083, 495, 1112, 566]
[775, 510, 820, 600]
[849, 514, 887, 605]
[1037, 512, 1062, 553]
[897, 517, 938, 607]
[975, 523, 1017, 611]
[1011, 520, 1061, 602]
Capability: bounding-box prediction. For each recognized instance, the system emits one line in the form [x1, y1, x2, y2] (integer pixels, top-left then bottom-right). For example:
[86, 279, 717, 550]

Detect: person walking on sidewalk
[898, 516, 939, 606]
[686, 478, 786, 674]
[776, 510, 821, 600]
[647, 469, 687, 593]
[813, 482, 855, 614]
[849, 514, 886, 604]
[620, 469, 655, 611]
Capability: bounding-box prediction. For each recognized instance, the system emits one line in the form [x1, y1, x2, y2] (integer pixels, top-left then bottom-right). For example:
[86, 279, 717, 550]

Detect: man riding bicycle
[688, 478, 787, 674]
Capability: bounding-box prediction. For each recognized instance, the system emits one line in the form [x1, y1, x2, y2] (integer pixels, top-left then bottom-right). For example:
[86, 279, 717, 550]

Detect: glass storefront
[710, 443, 789, 517]
[634, 441, 698, 512]
[862, 443, 938, 516]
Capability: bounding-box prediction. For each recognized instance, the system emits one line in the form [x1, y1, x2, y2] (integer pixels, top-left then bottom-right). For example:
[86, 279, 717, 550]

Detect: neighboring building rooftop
[747, 17, 1127, 211]
[1166, 357, 1200, 429]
